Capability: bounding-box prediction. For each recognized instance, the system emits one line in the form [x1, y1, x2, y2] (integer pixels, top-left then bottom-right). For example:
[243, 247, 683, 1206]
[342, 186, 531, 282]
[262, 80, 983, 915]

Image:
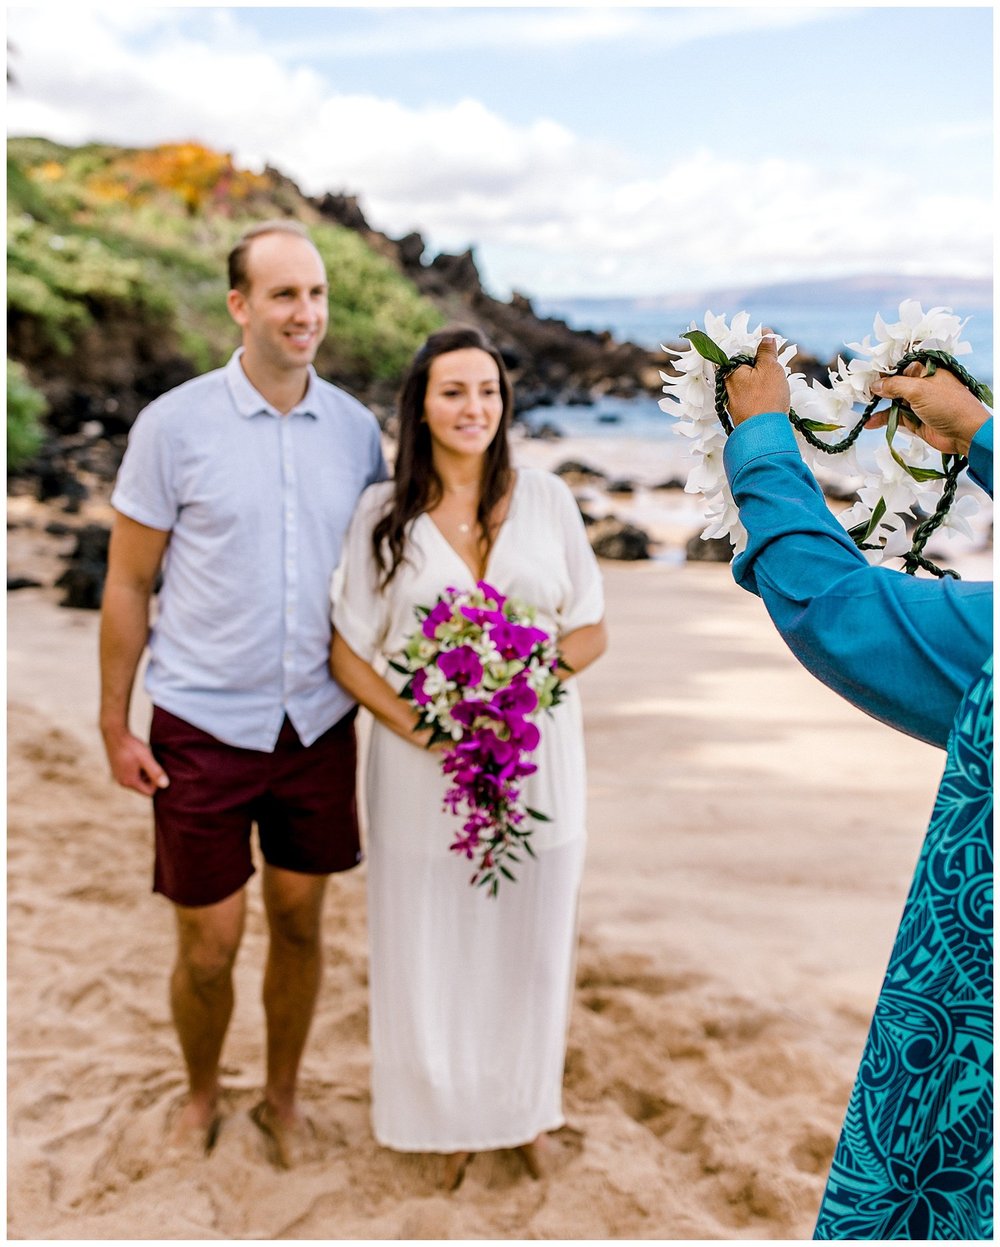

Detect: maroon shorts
[149, 706, 361, 908]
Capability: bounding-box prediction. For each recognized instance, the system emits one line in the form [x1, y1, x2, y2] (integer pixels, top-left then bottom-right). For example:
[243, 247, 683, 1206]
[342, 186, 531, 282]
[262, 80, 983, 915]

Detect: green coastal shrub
[7, 361, 47, 471]
[7, 213, 174, 353]
[6, 138, 445, 396]
[313, 224, 443, 381]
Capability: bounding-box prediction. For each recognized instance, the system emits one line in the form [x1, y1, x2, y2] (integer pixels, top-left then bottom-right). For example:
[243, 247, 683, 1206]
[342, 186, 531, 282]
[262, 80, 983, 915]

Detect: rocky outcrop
[588, 518, 651, 561]
[685, 534, 734, 564]
[312, 196, 665, 412]
[54, 524, 111, 609]
[8, 302, 193, 439]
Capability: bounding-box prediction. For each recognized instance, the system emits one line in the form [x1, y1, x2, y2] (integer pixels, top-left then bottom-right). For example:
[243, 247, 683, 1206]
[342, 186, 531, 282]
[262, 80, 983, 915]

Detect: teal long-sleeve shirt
[723, 412, 993, 748]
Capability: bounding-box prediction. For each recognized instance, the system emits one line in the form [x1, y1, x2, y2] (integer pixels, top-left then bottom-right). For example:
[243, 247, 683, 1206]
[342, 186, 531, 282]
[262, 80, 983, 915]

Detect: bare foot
[249, 1099, 318, 1170]
[441, 1150, 473, 1191]
[516, 1133, 550, 1180]
[165, 1097, 222, 1157]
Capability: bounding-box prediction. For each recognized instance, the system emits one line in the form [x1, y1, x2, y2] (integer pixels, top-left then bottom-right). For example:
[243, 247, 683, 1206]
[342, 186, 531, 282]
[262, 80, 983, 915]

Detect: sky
[5, 3, 994, 301]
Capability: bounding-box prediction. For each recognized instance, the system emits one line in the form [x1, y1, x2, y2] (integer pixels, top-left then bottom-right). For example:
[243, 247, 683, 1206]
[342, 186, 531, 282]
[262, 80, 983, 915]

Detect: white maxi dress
[331, 467, 604, 1151]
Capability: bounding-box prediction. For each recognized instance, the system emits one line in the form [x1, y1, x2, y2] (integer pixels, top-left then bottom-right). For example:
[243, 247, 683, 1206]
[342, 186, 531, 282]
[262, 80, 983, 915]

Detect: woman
[330, 325, 607, 1188]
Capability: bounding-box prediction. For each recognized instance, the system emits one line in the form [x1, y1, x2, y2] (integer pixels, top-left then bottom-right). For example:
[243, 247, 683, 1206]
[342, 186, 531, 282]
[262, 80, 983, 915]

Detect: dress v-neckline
[423, 470, 520, 584]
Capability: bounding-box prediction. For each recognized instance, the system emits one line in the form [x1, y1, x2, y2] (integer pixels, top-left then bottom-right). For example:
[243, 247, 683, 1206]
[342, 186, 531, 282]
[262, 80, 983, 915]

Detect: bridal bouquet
[660, 302, 990, 573]
[392, 580, 564, 897]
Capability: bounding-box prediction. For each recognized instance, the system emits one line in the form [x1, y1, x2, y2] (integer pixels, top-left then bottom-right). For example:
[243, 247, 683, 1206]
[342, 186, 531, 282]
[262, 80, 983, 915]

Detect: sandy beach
[6, 442, 968, 1241]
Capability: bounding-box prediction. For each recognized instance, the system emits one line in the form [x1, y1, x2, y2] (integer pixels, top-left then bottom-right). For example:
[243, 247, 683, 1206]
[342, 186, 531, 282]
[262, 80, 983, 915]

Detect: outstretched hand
[868, 361, 990, 457]
[724, 333, 790, 426]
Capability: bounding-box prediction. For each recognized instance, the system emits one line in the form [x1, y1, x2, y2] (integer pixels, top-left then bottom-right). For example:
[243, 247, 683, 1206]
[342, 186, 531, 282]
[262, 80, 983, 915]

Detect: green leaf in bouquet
[387, 658, 410, 674]
[524, 840, 537, 858]
[903, 464, 947, 482]
[681, 330, 731, 367]
[499, 865, 516, 882]
[525, 807, 552, 822]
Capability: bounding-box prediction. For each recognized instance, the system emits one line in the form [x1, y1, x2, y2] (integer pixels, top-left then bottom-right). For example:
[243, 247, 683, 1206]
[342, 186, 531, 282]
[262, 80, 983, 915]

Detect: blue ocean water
[523, 294, 993, 440]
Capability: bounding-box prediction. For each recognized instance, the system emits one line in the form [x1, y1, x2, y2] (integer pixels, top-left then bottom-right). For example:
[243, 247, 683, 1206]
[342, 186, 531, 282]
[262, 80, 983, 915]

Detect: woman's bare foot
[441, 1150, 473, 1191]
[516, 1133, 550, 1180]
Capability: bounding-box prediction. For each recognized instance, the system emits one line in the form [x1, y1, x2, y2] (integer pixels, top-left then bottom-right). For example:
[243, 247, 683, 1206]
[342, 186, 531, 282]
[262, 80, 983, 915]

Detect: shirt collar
[225, 347, 320, 420]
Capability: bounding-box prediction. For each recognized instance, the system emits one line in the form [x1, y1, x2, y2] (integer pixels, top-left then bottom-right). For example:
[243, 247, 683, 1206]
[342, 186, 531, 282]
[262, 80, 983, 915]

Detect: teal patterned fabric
[814, 655, 993, 1240]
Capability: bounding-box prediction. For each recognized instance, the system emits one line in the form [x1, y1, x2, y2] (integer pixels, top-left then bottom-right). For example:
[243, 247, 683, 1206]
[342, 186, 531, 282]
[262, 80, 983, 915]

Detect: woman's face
[423, 348, 504, 461]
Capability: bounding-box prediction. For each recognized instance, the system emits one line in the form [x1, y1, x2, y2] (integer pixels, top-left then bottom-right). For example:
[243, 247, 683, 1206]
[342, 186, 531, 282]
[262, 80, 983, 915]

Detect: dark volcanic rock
[35, 449, 90, 510]
[319, 197, 667, 410]
[685, 533, 733, 564]
[315, 191, 371, 233]
[56, 524, 110, 610]
[822, 481, 861, 503]
[525, 421, 564, 441]
[554, 461, 607, 483]
[8, 302, 194, 437]
[589, 518, 651, 561]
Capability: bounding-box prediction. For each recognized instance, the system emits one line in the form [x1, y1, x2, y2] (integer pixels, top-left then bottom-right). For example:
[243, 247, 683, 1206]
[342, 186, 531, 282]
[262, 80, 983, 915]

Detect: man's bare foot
[165, 1097, 222, 1156]
[249, 1099, 318, 1170]
[441, 1150, 473, 1191]
[516, 1133, 550, 1180]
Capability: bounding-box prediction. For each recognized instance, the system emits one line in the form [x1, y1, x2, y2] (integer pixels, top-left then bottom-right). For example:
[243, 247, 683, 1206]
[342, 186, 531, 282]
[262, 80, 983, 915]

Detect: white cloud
[251, 4, 836, 60]
[5, 6, 992, 299]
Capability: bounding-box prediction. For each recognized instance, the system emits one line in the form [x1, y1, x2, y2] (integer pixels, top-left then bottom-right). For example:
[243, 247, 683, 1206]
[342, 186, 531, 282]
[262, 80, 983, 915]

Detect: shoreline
[509, 430, 995, 579]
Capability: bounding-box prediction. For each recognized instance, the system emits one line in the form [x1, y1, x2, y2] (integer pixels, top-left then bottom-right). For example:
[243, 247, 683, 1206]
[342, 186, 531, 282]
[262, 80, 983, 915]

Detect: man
[99, 219, 387, 1166]
[724, 339, 992, 1239]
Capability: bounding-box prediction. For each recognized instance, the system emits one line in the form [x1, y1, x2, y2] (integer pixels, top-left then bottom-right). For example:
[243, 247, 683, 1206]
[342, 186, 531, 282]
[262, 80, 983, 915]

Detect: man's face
[227, 233, 329, 375]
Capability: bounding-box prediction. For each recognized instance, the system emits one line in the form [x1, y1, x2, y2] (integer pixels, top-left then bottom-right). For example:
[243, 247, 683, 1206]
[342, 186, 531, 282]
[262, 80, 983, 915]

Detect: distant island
[537, 275, 994, 368]
[541, 273, 992, 316]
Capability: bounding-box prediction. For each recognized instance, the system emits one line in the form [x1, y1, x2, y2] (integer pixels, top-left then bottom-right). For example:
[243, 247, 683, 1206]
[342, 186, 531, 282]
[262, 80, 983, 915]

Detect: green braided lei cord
[714, 348, 987, 580]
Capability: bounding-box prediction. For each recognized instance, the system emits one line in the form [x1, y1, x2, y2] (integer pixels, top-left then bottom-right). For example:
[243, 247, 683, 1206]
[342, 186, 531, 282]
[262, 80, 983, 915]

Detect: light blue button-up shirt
[111, 349, 388, 750]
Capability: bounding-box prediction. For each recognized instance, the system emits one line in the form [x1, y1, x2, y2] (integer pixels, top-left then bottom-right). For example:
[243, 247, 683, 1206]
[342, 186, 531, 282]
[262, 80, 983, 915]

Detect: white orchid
[845, 300, 972, 372]
[933, 493, 981, 543]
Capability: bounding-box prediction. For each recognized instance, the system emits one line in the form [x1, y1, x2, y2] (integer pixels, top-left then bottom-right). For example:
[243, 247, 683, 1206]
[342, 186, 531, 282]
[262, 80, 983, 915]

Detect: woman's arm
[330, 633, 435, 748]
[557, 619, 608, 680]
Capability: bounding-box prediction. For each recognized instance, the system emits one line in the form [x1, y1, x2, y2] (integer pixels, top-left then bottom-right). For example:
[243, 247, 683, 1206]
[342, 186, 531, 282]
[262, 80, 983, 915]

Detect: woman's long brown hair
[372, 325, 514, 586]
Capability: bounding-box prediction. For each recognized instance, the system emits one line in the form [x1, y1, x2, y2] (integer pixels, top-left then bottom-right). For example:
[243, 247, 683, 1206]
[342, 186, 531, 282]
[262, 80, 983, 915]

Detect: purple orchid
[488, 619, 549, 661]
[459, 604, 506, 629]
[422, 598, 456, 639]
[490, 679, 539, 719]
[410, 668, 431, 706]
[476, 580, 506, 607]
[438, 645, 483, 688]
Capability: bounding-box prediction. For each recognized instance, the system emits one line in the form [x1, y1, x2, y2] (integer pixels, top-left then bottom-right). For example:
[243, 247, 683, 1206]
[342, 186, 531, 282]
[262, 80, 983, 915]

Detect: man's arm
[99, 513, 172, 794]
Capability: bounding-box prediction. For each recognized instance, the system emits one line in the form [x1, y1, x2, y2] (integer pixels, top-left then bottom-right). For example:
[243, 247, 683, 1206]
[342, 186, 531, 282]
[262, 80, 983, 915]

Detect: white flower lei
[659, 302, 981, 566]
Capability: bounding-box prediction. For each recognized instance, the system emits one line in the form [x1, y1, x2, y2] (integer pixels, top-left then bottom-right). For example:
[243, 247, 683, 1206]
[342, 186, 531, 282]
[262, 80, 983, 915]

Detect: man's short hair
[228, 219, 313, 293]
